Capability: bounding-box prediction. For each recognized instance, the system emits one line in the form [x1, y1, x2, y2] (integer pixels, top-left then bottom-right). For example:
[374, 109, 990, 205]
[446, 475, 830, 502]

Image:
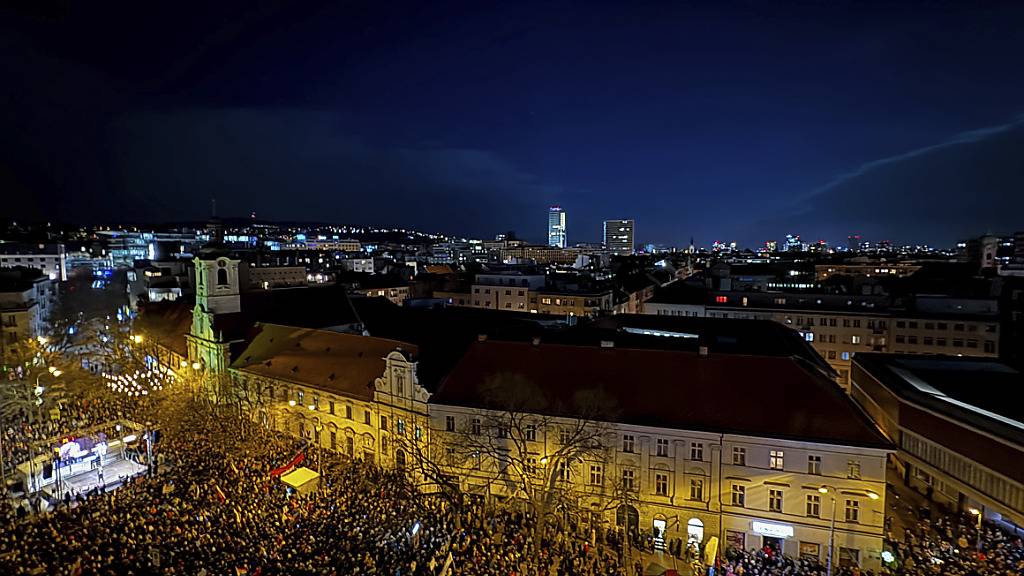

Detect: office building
[548, 206, 567, 249]
[604, 219, 635, 255]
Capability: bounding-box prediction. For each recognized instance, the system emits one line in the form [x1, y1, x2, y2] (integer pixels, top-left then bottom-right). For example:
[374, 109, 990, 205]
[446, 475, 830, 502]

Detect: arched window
[217, 267, 229, 286]
[395, 449, 406, 468]
[687, 517, 704, 543]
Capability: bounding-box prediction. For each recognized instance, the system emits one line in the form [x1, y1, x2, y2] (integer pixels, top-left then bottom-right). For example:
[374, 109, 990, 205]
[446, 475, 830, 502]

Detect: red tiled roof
[230, 324, 417, 401]
[433, 341, 891, 449]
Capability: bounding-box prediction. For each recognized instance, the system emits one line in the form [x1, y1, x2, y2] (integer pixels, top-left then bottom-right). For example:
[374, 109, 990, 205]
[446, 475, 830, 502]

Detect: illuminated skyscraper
[548, 206, 566, 248]
[603, 219, 634, 255]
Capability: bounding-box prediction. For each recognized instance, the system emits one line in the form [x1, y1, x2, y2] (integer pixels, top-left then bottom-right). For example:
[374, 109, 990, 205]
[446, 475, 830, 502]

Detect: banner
[269, 452, 305, 478]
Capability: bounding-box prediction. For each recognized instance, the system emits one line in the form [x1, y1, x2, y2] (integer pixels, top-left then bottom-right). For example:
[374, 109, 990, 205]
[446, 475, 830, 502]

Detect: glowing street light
[969, 508, 983, 552]
[288, 400, 296, 407]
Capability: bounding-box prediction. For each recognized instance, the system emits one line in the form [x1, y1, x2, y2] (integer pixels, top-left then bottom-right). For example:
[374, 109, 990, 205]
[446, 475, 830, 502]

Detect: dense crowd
[0, 400, 635, 576]
[1, 396, 133, 479]
[890, 510, 1024, 575]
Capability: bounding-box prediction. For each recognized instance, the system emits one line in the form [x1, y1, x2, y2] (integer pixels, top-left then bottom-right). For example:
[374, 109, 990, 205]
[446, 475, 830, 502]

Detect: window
[827, 351, 837, 360]
[655, 473, 669, 496]
[807, 495, 821, 517]
[770, 450, 784, 470]
[908, 336, 917, 345]
[690, 442, 703, 461]
[731, 484, 745, 507]
[583, 464, 601, 486]
[364, 410, 371, 425]
[558, 461, 570, 481]
[622, 468, 635, 491]
[471, 418, 481, 436]
[967, 339, 978, 349]
[953, 339, 964, 348]
[329, 400, 336, 415]
[346, 436, 354, 457]
[656, 438, 669, 457]
[808, 455, 821, 475]
[841, 352, 850, 361]
[851, 335, 861, 345]
[381, 436, 388, 453]
[909, 321, 918, 329]
[525, 424, 537, 441]
[732, 447, 746, 466]
[715, 295, 728, 303]
[396, 418, 406, 435]
[622, 434, 635, 453]
[923, 337, 933, 346]
[954, 323, 965, 332]
[690, 478, 704, 500]
[380, 415, 388, 430]
[984, 340, 995, 353]
[895, 335, 905, 344]
[847, 460, 861, 479]
[559, 429, 572, 444]
[936, 337, 947, 347]
[330, 430, 337, 450]
[445, 416, 455, 432]
[769, 489, 783, 512]
[845, 500, 859, 522]
[896, 321, 905, 328]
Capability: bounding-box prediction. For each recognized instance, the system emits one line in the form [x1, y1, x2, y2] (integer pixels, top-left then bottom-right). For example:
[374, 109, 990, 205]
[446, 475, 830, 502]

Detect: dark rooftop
[853, 354, 1024, 447]
[433, 341, 891, 449]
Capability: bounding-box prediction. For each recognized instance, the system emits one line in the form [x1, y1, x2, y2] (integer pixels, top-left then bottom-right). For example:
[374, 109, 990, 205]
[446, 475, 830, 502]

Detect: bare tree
[436, 373, 618, 547]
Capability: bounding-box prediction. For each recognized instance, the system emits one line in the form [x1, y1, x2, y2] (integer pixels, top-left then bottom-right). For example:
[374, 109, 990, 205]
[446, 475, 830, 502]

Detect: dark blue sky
[3, 1, 1023, 246]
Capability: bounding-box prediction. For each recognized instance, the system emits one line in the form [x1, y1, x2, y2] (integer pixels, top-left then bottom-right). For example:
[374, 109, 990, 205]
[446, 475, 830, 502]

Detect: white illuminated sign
[752, 521, 794, 538]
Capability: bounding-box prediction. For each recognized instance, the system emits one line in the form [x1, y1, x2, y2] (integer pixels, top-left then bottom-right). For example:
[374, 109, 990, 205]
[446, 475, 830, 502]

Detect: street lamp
[969, 508, 983, 553]
[818, 485, 838, 576]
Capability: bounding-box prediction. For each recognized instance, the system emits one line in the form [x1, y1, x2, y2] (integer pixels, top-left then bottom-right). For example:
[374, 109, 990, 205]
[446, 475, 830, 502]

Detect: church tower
[187, 251, 242, 374]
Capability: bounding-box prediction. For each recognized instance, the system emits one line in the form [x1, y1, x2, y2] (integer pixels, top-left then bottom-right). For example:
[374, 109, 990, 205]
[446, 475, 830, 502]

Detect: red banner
[269, 452, 305, 478]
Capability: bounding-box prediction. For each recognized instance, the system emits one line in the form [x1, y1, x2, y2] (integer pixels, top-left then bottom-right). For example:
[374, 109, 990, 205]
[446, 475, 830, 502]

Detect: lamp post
[819, 485, 879, 576]
[969, 508, 983, 553]
[307, 406, 323, 475]
[818, 485, 838, 576]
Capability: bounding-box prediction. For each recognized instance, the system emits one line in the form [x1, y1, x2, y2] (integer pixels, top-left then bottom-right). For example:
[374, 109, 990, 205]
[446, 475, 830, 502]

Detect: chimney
[600, 340, 615, 348]
[477, 334, 488, 342]
[699, 345, 709, 357]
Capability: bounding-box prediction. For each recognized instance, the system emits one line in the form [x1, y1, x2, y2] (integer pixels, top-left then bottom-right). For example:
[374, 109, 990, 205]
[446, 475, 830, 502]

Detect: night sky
[3, 1, 1023, 247]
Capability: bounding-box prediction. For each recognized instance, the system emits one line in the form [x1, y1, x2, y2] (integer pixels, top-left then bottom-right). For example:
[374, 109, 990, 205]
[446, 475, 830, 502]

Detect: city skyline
[2, 2, 1023, 246]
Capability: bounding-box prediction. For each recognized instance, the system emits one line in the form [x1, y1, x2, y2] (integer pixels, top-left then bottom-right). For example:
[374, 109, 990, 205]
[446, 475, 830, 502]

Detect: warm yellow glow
[307, 405, 316, 411]
[867, 491, 879, 500]
[48, 366, 57, 374]
[37, 336, 48, 345]
[288, 400, 296, 407]
[131, 334, 143, 344]
[540, 457, 548, 465]
[818, 486, 829, 494]
[180, 360, 189, 368]
[52, 370, 62, 377]
[969, 507, 981, 515]
[191, 362, 202, 370]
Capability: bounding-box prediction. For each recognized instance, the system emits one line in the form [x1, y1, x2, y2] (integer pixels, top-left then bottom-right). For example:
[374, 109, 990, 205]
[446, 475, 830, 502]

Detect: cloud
[106, 108, 559, 237]
[753, 118, 1024, 245]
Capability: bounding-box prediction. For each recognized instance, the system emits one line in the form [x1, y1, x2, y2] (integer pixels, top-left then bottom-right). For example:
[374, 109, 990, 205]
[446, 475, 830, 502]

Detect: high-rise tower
[547, 206, 566, 248]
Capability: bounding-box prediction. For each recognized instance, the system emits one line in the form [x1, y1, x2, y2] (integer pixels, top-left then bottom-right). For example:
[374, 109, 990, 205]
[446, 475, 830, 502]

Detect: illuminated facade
[548, 206, 567, 248]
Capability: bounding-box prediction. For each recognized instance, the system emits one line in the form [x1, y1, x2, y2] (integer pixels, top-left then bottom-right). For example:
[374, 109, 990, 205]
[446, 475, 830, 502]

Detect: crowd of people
[0, 398, 637, 576]
[889, 510, 1024, 576]
[1, 358, 1022, 575]
[0, 395, 133, 479]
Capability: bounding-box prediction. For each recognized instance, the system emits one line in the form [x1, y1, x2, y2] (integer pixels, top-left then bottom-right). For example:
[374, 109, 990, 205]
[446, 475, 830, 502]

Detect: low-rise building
[0, 267, 56, 343]
[0, 242, 67, 281]
[851, 354, 1024, 530]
